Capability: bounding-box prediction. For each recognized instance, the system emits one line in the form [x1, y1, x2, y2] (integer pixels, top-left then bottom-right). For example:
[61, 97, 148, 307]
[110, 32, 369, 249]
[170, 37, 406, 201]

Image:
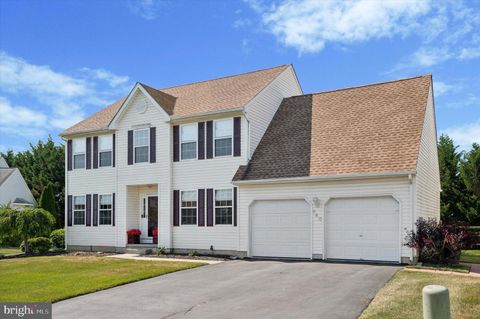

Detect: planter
[127, 234, 140, 244]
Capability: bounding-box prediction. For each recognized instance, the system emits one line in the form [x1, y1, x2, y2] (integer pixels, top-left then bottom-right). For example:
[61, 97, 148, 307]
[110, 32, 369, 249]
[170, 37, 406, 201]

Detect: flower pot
[128, 234, 140, 244]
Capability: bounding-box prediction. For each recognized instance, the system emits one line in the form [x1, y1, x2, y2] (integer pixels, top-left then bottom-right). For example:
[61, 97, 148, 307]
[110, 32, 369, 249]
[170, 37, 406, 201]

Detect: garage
[325, 196, 400, 262]
[250, 199, 311, 258]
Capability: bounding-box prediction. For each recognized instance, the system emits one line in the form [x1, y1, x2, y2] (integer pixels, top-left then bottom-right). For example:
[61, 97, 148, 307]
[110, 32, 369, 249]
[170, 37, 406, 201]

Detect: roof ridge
[157, 64, 290, 91]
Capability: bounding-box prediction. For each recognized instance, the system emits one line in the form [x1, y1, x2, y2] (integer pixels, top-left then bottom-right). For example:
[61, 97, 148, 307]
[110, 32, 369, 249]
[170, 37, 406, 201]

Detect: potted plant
[127, 229, 141, 244]
[152, 229, 158, 244]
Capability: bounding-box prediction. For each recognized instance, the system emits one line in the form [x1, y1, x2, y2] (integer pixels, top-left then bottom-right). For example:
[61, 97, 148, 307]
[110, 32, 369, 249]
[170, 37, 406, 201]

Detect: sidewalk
[106, 253, 224, 265]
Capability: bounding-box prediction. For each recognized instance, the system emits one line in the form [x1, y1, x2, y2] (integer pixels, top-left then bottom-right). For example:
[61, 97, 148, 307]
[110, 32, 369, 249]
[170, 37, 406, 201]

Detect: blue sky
[0, 0, 479, 152]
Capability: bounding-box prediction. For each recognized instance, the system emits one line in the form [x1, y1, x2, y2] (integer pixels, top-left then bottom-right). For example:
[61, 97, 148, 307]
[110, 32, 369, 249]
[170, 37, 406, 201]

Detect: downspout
[409, 173, 415, 262]
[64, 139, 68, 251]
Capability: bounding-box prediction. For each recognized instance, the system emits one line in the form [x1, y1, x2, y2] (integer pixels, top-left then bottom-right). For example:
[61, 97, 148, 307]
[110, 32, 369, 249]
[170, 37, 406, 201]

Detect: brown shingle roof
[61, 65, 290, 136]
[234, 75, 432, 181]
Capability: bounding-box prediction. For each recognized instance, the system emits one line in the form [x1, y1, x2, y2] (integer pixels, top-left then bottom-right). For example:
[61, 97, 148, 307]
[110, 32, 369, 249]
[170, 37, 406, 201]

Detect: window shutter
[112, 134, 116, 167]
[198, 122, 205, 160]
[93, 136, 99, 169]
[206, 188, 213, 226]
[233, 187, 238, 227]
[93, 194, 98, 227]
[86, 194, 91, 226]
[173, 190, 179, 226]
[198, 189, 205, 226]
[234, 117, 241, 157]
[173, 125, 179, 162]
[128, 130, 133, 165]
[112, 193, 115, 226]
[67, 195, 72, 226]
[67, 140, 72, 171]
[150, 127, 156, 163]
[206, 121, 213, 159]
[86, 137, 92, 169]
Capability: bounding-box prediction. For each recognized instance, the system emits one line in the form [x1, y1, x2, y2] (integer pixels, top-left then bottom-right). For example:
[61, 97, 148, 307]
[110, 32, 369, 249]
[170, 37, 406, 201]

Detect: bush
[156, 247, 167, 256]
[21, 237, 52, 254]
[405, 218, 478, 264]
[188, 250, 198, 257]
[50, 229, 65, 249]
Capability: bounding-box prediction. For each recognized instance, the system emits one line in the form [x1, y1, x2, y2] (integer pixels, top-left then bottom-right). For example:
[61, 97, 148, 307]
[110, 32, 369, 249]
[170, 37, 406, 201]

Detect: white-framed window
[180, 124, 197, 160]
[134, 128, 149, 163]
[214, 119, 233, 157]
[181, 190, 197, 225]
[73, 138, 86, 169]
[99, 135, 113, 167]
[214, 189, 233, 225]
[99, 194, 112, 225]
[73, 195, 86, 225]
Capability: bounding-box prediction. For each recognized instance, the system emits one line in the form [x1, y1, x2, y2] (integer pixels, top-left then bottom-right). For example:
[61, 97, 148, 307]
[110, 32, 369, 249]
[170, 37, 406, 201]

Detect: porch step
[125, 244, 157, 255]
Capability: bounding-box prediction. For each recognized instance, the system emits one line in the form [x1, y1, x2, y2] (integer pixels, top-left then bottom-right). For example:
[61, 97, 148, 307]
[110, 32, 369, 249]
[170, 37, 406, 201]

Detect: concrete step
[125, 245, 156, 255]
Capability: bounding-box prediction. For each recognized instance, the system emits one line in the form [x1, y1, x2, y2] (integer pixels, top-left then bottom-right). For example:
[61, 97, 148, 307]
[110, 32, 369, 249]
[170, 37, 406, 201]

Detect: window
[215, 189, 232, 225]
[181, 124, 197, 160]
[73, 138, 86, 169]
[99, 194, 112, 225]
[181, 191, 197, 225]
[134, 129, 149, 163]
[99, 135, 112, 167]
[73, 196, 86, 225]
[214, 119, 232, 157]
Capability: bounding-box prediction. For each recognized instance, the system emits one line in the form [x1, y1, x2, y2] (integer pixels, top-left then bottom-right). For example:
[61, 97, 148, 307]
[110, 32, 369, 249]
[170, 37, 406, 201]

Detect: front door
[140, 195, 158, 244]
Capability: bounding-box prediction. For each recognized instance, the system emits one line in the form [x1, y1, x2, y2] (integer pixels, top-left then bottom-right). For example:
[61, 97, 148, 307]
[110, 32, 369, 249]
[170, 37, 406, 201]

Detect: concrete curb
[106, 253, 224, 265]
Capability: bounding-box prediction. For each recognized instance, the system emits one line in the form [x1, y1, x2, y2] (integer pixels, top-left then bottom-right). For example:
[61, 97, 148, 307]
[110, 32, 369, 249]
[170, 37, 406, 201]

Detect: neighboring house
[0, 156, 36, 209]
[60, 65, 440, 263]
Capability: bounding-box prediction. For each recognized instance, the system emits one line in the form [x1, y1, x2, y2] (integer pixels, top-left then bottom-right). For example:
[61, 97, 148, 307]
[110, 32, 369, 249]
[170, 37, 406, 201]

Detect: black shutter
[233, 187, 238, 227]
[86, 194, 91, 226]
[93, 136, 98, 169]
[173, 125, 179, 162]
[173, 190, 179, 226]
[206, 188, 213, 226]
[128, 130, 133, 165]
[234, 117, 241, 157]
[150, 127, 156, 163]
[198, 122, 205, 160]
[67, 140, 72, 171]
[206, 121, 213, 159]
[93, 194, 98, 226]
[198, 189, 205, 226]
[112, 134, 116, 167]
[112, 193, 115, 226]
[86, 137, 92, 169]
[67, 195, 72, 226]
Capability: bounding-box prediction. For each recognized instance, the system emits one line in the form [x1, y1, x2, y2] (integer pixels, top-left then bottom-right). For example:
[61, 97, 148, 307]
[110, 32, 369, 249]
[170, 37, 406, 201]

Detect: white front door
[139, 195, 158, 244]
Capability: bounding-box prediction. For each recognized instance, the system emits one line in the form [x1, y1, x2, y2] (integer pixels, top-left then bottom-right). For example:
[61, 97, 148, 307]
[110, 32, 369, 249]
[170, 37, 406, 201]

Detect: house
[60, 65, 440, 263]
[0, 156, 36, 209]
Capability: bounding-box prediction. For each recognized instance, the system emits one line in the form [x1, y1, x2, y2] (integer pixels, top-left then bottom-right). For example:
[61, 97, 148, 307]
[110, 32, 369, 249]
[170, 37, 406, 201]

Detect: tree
[459, 143, 480, 225]
[0, 207, 55, 254]
[39, 183, 60, 227]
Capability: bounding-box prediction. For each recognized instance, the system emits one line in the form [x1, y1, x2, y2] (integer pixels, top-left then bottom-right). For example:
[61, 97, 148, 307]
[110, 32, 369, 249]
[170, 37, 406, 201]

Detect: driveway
[53, 260, 399, 319]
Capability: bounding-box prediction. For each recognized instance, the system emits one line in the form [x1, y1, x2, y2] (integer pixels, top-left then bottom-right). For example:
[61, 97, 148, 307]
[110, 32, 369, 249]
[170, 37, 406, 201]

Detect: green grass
[0, 256, 205, 302]
[461, 250, 480, 264]
[360, 270, 480, 319]
[0, 247, 22, 256]
[405, 263, 471, 273]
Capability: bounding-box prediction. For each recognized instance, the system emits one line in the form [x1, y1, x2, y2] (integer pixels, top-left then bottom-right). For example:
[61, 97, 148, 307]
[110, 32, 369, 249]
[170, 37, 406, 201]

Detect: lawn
[0, 256, 205, 302]
[461, 250, 480, 264]
[0, 247, 22, 256]
[360, 270, 480, 319]
[405, 264, 471, 273]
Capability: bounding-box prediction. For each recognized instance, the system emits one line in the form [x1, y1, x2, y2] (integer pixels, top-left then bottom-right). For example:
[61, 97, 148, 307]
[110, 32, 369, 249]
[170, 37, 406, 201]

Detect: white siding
[238, 177, 413, 259]
[415, 84, 441, 221]
[0, 169, 36, 206]
[245, 66, 302, 157]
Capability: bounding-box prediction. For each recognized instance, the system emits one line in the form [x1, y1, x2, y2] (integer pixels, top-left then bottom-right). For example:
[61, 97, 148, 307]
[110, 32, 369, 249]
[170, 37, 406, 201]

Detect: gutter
[59, 128, 116, 139]
[232, 171, 416, 186]
[169, 107, 244, 122]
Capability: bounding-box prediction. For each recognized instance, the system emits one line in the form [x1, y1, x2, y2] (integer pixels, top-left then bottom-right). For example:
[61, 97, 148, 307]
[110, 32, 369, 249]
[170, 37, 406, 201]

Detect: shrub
[50, 229, 65, 249]
[188, 250, 198, 257]
[20, 237, 52, 254]
[156, 246, 167, 256]
[405, 218, 478, 264]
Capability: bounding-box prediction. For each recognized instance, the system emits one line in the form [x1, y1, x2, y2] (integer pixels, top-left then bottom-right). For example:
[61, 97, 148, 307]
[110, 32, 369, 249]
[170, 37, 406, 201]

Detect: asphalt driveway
[53, 260, 399, 319]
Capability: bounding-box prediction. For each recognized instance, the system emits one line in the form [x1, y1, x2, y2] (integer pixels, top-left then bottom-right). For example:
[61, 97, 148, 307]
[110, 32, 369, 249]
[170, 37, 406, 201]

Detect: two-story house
[61, 65, 440, 263]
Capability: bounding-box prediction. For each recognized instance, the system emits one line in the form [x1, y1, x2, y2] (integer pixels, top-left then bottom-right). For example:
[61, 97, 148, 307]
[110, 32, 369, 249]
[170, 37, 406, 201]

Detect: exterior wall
[415, 84, 441, 221]
[0, 169, 36, 206]
[238, 177, 414, 260]
[245, 66, 302, 157]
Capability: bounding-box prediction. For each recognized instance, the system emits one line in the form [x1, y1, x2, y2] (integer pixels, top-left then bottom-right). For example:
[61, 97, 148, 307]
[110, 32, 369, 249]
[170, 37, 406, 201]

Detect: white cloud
[128, 0, 164, 20]
[434, 81, 454, 97]
[458, 47, 480, 60]
[80, 67, 130, 88]
[442, 120, 480, 150]
[0, 97, 48, 138]
[247, 0, 431, 54]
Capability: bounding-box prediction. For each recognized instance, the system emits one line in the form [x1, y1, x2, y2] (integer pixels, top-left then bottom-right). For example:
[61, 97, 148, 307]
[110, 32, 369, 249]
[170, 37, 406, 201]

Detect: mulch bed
[145, 253, 229, 261]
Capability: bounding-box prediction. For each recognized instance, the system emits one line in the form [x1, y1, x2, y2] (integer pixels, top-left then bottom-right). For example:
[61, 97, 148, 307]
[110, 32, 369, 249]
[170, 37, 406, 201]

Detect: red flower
[152, 229, 158, 236]
[127, 229, 141, 236]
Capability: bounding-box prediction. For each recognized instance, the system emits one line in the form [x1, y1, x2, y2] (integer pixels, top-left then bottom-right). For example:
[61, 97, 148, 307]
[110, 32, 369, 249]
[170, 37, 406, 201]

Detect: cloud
[80, 67, 130, 88]
[458, 47, 480, 60]
[434, 81, 455, 97]
[127, 0, 165, 20]
[442, 120, 480, 150]
[246, 0, 431, 54]
[0, 97, 48, 138]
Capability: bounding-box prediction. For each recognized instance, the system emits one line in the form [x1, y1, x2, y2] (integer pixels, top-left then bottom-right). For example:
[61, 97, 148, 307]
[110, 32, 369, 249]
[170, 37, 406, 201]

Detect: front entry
[140, 195, 158, 244]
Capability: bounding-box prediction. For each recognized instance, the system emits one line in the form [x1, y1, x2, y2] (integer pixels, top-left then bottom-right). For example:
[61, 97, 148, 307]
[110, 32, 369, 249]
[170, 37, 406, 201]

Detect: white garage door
[251, 199, 311, 259]
[326, 197, 399, 262]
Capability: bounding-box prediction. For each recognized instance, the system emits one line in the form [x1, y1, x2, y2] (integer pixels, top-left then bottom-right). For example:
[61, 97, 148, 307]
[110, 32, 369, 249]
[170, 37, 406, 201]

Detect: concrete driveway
[53, 260, 398, 319]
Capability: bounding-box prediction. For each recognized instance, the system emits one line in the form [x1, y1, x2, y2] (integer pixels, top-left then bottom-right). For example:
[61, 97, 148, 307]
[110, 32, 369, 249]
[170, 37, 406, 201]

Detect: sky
[0, 0, 479, 152]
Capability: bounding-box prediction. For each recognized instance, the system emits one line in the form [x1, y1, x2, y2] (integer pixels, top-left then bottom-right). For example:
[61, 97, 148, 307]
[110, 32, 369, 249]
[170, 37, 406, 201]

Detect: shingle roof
[234, 75, 432, 181]
[61, 65, 290, 136]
